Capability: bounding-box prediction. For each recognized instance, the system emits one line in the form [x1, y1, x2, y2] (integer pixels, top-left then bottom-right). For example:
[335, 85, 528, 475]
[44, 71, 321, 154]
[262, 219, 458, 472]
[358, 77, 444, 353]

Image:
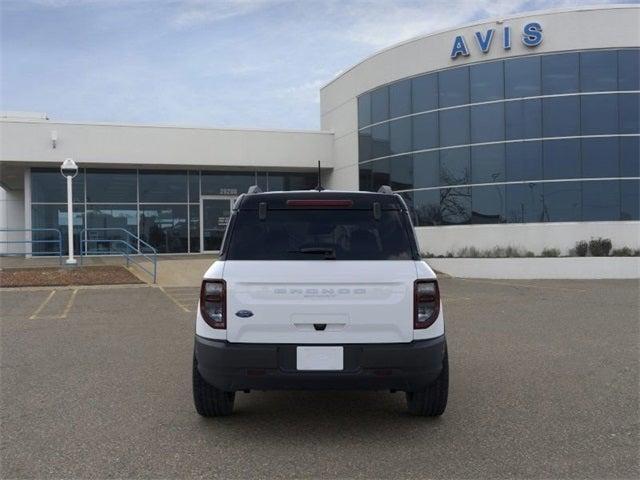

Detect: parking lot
[1, 278, 638, 479]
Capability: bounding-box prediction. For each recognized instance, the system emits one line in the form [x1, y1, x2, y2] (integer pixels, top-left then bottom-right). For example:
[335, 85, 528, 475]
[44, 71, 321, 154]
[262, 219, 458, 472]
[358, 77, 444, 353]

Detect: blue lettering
[503, 26, 511, 50]
[522, 22, 543, 47]
[474, 29, 495, 53]
[450, 35, 470, 59]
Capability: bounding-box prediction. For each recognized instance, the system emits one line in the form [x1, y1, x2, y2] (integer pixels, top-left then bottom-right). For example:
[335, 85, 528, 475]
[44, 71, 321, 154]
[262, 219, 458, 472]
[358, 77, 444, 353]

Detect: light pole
[60, 158, 78, 265]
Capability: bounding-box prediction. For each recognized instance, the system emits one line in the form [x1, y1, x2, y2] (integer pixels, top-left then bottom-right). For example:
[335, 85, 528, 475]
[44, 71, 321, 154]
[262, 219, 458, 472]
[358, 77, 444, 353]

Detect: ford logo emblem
[235, 310, 254, 318]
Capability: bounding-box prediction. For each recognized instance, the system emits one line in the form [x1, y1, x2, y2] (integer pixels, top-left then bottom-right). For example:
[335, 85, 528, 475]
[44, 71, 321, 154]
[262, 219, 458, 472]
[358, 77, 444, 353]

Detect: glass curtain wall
[357, 48, 640, 226]
[31, 168, 315, 254]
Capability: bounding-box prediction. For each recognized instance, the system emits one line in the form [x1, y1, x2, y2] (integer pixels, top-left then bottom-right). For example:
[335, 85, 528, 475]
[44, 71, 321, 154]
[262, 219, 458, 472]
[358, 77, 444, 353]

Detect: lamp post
[60, 158, 78, 265]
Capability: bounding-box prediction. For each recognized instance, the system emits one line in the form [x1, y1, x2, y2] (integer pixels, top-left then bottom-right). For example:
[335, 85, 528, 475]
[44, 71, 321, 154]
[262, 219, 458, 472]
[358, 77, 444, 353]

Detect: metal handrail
[0, 228, 63, 264]
[79, 228, 157, 283]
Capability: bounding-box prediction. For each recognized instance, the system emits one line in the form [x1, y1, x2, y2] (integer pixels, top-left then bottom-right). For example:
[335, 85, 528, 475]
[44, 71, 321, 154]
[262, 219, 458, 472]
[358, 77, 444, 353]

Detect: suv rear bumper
[194, 335, 446, 392]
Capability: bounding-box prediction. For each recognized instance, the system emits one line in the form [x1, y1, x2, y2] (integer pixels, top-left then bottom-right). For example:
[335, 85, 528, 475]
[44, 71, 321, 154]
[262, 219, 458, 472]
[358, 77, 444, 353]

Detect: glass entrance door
[200, 196, 234, 252]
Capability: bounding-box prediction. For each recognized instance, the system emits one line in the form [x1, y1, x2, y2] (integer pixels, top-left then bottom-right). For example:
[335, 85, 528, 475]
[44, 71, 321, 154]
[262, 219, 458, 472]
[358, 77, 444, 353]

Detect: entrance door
[200, 196, 234, 253]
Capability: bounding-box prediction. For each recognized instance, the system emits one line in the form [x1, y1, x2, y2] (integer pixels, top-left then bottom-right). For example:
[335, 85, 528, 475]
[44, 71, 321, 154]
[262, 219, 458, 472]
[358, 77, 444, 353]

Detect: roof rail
[247, 185, 263, 194]
[377, 185, 393, 194]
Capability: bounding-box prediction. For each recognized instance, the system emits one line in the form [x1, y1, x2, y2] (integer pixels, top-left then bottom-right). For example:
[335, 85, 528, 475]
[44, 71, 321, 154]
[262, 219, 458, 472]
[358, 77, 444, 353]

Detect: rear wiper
[291, 247, 336, 259]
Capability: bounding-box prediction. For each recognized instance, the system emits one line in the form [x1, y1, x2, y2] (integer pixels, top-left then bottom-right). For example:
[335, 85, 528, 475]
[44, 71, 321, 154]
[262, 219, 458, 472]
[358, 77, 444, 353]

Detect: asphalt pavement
[1, 278, 638, 479]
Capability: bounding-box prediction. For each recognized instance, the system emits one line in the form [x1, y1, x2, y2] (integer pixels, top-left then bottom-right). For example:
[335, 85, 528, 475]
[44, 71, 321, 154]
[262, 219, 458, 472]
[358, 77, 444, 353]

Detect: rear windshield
[224, 209, 416, 260]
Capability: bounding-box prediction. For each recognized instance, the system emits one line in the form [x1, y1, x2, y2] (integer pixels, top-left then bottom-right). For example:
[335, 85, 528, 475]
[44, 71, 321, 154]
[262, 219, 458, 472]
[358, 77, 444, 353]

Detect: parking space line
[58, 289, 79, 319]
[159, 286, 191, 313]
[29, 290, 56, 319]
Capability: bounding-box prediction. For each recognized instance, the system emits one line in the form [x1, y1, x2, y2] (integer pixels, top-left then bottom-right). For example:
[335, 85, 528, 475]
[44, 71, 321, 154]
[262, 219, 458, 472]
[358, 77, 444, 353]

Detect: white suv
[193, 187, 448, 416]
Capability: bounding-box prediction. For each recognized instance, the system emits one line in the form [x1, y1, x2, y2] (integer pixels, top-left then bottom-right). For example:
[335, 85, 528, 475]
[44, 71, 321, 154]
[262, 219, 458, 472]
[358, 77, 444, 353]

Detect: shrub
[611, 247, 635, 257]
[525, 251, 535, 257]
[574, 241, 588, 257]
[589, 237, 612, 257]
[541, 248, 560, 257]
[422, 251, 435, 258]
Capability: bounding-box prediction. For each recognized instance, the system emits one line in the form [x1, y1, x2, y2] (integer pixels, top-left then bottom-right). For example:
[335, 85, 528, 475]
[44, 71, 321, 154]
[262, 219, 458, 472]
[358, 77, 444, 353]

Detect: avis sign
[450, 22, 543, 59]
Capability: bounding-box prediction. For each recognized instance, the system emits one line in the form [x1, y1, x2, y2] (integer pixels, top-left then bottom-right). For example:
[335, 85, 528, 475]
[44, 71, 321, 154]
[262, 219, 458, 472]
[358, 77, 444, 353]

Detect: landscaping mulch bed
[0, 266, 143, 288]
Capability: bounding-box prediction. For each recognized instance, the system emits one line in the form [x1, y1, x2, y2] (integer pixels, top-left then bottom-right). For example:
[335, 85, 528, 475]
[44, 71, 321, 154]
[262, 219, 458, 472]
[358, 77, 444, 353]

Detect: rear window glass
[225, 209, 415, 260]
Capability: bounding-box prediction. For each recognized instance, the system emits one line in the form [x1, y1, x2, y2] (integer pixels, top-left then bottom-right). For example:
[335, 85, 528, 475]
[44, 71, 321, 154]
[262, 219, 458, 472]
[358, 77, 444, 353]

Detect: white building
[1, 5, 638, 256]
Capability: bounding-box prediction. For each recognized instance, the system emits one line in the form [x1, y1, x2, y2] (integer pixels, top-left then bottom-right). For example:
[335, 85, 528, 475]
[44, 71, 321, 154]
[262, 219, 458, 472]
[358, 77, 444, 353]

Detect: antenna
[315, 161, 324, 191]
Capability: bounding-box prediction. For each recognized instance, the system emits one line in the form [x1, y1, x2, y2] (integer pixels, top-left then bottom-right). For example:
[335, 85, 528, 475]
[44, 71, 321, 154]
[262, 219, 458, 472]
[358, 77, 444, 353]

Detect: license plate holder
[296, 346, 344, 371]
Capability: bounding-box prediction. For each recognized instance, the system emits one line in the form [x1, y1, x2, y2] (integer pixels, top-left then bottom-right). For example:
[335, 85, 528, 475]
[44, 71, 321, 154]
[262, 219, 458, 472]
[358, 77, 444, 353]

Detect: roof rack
[377, 185, 393, 194]
[247, 185, 263, 194]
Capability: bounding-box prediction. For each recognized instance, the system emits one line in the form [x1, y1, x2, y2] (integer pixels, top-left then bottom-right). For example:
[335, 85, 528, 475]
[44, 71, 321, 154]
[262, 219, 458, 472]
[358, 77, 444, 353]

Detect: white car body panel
[197, 259, 444, 344]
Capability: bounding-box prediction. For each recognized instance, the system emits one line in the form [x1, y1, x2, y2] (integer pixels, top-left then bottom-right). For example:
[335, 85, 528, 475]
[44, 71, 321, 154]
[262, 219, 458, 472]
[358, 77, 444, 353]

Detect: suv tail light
[200, 280, 226, 329]
[414, 280, 440, 329]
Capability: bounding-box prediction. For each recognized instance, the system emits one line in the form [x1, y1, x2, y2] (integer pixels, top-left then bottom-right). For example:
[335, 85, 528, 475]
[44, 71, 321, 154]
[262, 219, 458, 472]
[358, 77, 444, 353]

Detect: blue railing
[79, 228, 157, 283]
[0, 228, 63, 264]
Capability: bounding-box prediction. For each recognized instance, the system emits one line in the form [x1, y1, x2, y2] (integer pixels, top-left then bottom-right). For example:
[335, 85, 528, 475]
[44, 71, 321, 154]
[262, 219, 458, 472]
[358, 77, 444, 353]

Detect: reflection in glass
[359, 162, 373, 191]
[389, 117, 412, 155]
[542, 52, 579, 94]
[470, 103, 504, 143]
[440, 147, 470, 186]
[543, 182, 581, 222]
[413, 151, 439, 189]
[86, 204, 138, 254]
[440, 187, 471, 225]
[358, 94, 371, 128]
[371, 86, 389, 123]
[412, 73, 438, 113]
[506, 183, 544, 223]
[543, 139, 581, 180]
[139, 170, 188, 203]
[583, 181, 620, 221]
[189, 205, 200, 253]
[390, 79, 411, 118]
[86, 169, 137, 203]
[505, 56, 541, 98]
[412, 112, 438, 151]
[620, 137, 640, 177]
[506, 142, 543, 182]
[202, 199, 231, 251]
[580, 51, 617, 92]
[31, 204, 84, 255]
[470, 61, 504, 102]
[543, 96, 580, 137]
[581, 94, 618, 135]
[371, 123, 390, 158]
[359, 128, 373, 162]
[471, 145, 505, 183]
[439, 108, 469, 147]
[505, 99, 542, 140]
[372, 158, 391, 191]
[439, 67, 469, 108]
[31, 168, 85, 203]
[621, 180, 640, 220]
[189, 171, 200, 202]
[413, 189, 441, 226]
[139, 205, 188, 253]
[619, 93, 639, 134]
[390, 155, 413, 191]
[471, 185, 505, 224]
[618, 49, 640, 91]
[582, 138, 619, 178]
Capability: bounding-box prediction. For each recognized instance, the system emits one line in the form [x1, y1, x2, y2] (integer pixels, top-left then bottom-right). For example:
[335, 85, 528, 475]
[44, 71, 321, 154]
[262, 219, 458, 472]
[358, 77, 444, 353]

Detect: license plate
[296, 346, 344, 371]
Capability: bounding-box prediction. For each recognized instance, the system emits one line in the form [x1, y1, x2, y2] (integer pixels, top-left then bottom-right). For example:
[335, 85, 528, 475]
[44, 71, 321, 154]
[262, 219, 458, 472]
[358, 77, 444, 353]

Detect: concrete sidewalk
[1, 254, 216, 287]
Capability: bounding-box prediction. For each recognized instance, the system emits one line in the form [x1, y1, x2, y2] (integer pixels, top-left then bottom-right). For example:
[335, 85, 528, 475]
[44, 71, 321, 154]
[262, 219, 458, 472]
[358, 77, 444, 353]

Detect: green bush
[541, 248, 560, 257]
[610, 247, 639, 257]
[589, 237, 612, 257]
[574, 241, 588, 257]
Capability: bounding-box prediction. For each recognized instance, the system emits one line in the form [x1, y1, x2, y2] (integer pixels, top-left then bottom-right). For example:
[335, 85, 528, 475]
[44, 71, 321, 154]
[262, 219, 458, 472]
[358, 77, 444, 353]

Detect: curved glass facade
[357, 49, 640, 225]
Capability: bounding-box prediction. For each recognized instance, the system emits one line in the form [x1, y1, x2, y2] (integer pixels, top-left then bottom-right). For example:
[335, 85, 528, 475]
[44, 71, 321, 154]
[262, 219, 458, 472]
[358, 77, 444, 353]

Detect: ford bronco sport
[193, 186, 448, 416]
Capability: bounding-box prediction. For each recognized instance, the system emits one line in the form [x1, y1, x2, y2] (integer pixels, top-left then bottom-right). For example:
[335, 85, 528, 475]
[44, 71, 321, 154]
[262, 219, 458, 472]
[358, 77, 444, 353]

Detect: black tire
[193, 355, 235, 417]
[405, 346, 449, 416]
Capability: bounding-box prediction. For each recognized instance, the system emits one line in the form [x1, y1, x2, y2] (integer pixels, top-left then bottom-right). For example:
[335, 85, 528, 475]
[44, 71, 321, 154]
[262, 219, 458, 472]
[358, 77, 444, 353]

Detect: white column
[66, 175, 76, 265]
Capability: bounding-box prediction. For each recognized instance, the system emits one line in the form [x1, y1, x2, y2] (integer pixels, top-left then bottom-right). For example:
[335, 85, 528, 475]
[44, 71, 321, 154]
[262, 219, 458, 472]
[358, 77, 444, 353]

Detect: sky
[1, 0, 636, 130]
